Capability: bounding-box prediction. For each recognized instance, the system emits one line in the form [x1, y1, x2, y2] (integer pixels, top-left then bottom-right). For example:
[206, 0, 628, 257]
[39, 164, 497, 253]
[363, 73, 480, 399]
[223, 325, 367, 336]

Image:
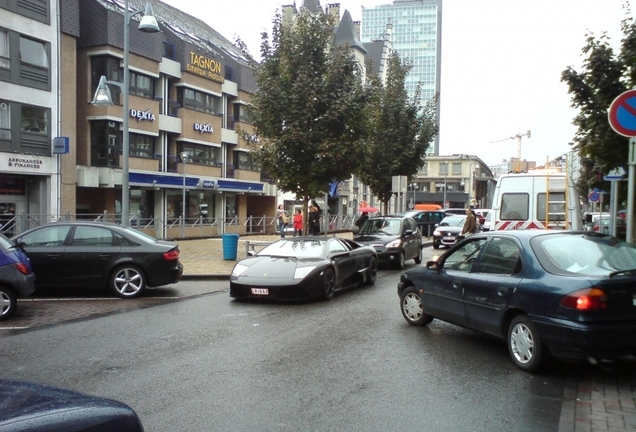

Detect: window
[162, 41, 175, 60]
[0, 29, 9, 69]
[129, 71, 154, 99]
[178, 143, 217, 166]
[452, 163, 462, 175]
[234, 151, 259, 171]
[537, 192, 565, 222]
[234, 104, 251, 124]
[501, 193, 529, 220]
[439, 162, 448, 175]
[71, 226, 114, 247]
[476, 238, 521, 275]
[20, 225, 71, 247]
[0, 100, 9, 140]
[91, 121, 120, 168]
[129, 133, 153, 158]
[21, 105, 47, 135]
[19, 36, 47, 68]
[178, 87, 222, 115]
[91, 56, 121, 104]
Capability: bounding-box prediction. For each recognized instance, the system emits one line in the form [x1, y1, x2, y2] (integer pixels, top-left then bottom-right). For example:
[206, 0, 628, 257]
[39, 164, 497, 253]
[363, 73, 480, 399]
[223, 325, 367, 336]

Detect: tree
[245, 9, 369, 220]
[561, 6, 636, 198]
[356, 52, 438, 213]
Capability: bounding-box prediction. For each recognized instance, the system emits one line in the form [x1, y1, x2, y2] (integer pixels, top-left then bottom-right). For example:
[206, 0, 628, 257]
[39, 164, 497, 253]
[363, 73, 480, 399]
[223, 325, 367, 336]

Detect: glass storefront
[166, 189, 215, 223]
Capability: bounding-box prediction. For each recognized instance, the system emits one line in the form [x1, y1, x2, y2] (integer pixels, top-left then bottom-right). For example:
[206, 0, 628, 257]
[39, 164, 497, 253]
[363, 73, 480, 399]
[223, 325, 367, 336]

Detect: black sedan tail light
[560, 288, 608, 310]
[163, 248, 180, 261]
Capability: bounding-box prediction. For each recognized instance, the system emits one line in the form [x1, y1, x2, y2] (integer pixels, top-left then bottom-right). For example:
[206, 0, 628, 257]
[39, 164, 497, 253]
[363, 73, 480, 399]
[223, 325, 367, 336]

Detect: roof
[333, 9, 368, 54]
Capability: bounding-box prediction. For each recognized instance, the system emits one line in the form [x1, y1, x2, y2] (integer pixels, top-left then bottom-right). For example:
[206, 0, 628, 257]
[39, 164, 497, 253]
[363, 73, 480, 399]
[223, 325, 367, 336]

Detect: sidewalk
[177, 235, 636, 432]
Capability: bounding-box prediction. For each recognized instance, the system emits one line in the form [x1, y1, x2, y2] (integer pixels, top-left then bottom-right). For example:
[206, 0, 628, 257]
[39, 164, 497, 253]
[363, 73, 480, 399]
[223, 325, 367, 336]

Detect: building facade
[361, 0, 443, 155]
[0, 0, 60, 235]
[55, 0, 276, 238]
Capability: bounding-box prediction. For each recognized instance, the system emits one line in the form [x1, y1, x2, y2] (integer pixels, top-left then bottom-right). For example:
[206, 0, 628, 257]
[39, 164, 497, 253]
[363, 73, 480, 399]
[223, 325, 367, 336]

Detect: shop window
[91, 56, 121, 104]
[0, 100, 9, 141]
[129, 71, 154, 99]
[129, 133, 153, 158]
[21, 105, 47, 134]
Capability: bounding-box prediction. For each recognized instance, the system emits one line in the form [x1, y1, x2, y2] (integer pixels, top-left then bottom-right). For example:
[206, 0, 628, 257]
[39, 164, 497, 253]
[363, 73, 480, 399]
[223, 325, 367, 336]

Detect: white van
[490, 172, 582, 231]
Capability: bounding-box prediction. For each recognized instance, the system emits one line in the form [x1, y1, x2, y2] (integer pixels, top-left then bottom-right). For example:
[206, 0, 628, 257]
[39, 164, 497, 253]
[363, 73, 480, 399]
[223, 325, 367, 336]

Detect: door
[17, 224, 72, 287]
[427, 238, 488, 326]
[463, 237, 522, 336]
[328, 239, 357, 287]
[63, 225, 120, 287]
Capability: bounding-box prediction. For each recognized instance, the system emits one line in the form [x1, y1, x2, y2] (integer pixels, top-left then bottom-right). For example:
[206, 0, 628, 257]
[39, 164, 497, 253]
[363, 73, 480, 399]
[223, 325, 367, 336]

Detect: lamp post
[442, 162, 448, 208]
[180, 152, 188, 238]
[410, 183, 418, 209]
[91, 1, 159, 226]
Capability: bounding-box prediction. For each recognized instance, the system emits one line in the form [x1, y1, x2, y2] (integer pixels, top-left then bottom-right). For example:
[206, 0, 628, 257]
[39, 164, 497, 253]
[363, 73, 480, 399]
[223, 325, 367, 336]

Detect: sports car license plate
[251, 288, 269, 295]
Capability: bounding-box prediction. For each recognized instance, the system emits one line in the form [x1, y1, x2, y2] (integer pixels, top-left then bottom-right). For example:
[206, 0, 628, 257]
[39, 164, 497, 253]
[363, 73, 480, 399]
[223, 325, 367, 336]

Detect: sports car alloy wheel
[400, 286, 433, 326]
[321, 267, 336, 300]
[0, 287, 16, 321]
[110, 265, 146, 299]
[366, 257, 378, 285]
[508, 315, 545, 372]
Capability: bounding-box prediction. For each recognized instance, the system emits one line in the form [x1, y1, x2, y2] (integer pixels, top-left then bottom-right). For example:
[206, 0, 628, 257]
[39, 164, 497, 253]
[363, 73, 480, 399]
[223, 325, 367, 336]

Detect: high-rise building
[361, 0, 443, 154]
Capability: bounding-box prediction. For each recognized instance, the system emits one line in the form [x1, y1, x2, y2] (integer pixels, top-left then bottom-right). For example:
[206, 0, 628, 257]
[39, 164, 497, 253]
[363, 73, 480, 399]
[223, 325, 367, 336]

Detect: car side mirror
[426, 260, 439, 270]
[404, 229, 413, 236]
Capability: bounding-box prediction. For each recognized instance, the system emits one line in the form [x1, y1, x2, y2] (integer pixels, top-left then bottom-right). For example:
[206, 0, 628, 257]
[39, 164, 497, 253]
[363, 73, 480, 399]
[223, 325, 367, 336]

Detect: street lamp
[441, 162, 448, 208]
[180, 151, 189, 238]
[410, 183, 418, 209]
[91, 1, 159, 226]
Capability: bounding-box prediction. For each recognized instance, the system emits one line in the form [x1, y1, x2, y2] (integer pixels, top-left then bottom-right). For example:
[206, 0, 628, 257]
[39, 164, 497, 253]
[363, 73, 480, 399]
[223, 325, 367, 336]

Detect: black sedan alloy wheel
[110, 265, 147, 298]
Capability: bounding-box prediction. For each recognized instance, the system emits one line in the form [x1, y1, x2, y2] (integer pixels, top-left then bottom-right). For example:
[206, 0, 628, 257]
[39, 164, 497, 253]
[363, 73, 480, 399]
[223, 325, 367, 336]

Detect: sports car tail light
[14, 262, 30, 275]
[560, 288, 608, 310]
[163, 248, 180, 261]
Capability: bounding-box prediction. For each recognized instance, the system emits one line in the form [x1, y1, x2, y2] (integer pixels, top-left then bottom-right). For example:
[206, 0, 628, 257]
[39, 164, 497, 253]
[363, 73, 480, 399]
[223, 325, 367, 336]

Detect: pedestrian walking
[276, 204, 289, 238]
[293, 208, 303, 236]
[308, 206, 321, 236]
[460, 207, 476, 238]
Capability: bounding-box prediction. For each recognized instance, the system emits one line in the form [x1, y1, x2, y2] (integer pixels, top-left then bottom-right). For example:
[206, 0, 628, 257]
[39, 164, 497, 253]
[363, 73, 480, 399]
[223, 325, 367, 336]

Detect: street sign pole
[629, 138, 636, 243]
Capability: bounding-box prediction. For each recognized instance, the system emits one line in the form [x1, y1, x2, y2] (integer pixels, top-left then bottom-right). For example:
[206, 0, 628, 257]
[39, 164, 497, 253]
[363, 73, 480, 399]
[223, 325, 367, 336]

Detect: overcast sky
[162, 0, 630, 166]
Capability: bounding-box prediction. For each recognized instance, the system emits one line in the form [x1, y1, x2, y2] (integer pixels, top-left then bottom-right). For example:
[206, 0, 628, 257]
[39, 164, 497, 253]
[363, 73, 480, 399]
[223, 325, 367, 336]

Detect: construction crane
[491, 130, 531, 172]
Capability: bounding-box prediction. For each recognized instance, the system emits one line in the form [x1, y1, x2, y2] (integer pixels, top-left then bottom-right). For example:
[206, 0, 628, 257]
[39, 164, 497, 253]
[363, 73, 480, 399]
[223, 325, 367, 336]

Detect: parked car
[397, 230, 636, 372]
[401, 210, 447, 237]
[230, 237, 377, 301]
[0, 379, 144, 431]
[0, 233, 35, 320]
[592, 216, 627, 239]
[12, 222, 183, 298]
[353, 216, 422, 269]
[432, 215, 467, 249]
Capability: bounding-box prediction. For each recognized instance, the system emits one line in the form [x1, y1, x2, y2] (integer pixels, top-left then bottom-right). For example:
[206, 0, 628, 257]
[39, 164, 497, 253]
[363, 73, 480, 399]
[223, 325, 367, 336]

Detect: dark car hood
[353, 234, 400, 245]
[239, 255, 324, 279]
[0, 379, 143, 431]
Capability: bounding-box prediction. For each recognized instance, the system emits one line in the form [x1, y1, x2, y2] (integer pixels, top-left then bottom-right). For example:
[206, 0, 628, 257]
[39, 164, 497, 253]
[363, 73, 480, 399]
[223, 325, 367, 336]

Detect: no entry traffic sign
[608, 90, 636, 137]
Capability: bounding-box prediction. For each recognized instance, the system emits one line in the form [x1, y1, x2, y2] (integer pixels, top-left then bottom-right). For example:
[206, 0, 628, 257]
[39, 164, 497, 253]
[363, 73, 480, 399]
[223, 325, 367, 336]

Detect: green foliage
[246, 10, 368, 203]
[561, 4, 635, 198]
[356, 52, 439, 213]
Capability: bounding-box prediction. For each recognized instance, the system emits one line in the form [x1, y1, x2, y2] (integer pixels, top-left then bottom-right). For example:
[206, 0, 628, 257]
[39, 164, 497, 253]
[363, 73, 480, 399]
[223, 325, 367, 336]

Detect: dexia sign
[194, 122, 213, 133]
[130, 109, 155, 121]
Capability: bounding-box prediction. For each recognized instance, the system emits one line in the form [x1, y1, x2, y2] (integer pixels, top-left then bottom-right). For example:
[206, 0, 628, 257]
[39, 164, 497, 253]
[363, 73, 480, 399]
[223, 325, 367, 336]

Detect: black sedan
[432, 215, 466, 249]
[230, 237, 377, 301]
[397, 230, 636, 372]
[353, 216, 422, 269]
[0, 379, 144, 431]
[12, 222, 183, 298]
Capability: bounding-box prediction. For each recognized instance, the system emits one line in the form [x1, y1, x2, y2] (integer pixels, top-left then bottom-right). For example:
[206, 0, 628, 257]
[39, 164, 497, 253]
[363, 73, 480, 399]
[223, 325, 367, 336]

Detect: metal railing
[0, 211, 358, 240]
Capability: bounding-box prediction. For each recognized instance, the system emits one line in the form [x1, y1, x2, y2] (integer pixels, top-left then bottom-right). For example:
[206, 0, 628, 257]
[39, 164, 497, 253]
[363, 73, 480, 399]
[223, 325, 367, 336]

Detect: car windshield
[359, 218, 401, 235]
[0, 233, 13, 250]
[531, 234, 636, 276]
[258, 239, 325, 258]
[439, 216, 465, 227]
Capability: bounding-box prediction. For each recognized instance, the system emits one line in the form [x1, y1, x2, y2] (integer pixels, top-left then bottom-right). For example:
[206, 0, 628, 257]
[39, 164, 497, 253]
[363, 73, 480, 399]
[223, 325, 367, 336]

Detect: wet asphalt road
[0, 250, 568, 431]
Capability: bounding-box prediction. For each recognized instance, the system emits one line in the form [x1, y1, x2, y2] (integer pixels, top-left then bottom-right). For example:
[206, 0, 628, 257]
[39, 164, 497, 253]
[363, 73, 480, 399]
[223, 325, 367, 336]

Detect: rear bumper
[148, 262, 183, 287]
[530, 314, 636, 360]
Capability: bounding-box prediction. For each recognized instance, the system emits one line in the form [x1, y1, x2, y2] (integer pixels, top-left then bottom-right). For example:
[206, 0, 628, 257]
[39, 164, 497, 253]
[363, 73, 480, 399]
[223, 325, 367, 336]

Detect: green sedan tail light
[560, 288, 608, 310]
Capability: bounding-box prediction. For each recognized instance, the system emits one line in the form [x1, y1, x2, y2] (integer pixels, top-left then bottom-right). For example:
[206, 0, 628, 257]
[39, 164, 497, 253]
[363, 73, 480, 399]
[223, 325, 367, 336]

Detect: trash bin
[222, 233, 240, 260]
